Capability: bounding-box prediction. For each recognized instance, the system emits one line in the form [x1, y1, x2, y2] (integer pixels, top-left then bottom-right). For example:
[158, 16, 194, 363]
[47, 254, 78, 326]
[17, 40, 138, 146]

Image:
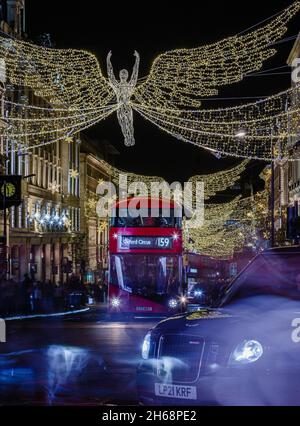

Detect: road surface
[0, 309, 158, 406]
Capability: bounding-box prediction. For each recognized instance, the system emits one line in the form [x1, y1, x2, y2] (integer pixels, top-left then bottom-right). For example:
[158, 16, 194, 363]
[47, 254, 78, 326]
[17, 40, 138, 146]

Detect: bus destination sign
[119, 236, 173, 250]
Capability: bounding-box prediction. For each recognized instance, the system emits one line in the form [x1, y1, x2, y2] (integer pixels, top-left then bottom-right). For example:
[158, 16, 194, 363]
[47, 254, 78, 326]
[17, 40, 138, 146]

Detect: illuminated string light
[184, 187, 272, 258]
[133, 87, 300, 161]
[134, 2, 300, 108]
[95, 158, 248, 201]
[0, 3, 298, 155]
[188, 161, 248, 200]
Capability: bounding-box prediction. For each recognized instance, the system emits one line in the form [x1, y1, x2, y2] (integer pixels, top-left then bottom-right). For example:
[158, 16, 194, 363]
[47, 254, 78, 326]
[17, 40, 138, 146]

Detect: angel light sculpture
[0, 2, 300, 161]
[106, 50, 139, 146]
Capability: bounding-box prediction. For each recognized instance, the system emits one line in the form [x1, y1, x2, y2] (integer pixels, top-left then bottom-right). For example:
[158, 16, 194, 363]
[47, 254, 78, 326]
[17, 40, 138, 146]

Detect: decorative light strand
[0, 3, 298, 152]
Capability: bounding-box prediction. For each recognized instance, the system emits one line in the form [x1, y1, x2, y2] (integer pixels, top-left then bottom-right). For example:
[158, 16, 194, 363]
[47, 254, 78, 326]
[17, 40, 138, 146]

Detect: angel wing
[189, 160, 248, 200]
[0, 35, 114, 109]
[134, 2, 300, 109]
[0, 36, 117, 150]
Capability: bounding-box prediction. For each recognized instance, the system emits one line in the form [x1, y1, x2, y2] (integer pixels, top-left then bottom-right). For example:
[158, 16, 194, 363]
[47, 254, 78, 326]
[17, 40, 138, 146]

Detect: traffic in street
[2, 0, 300, 412]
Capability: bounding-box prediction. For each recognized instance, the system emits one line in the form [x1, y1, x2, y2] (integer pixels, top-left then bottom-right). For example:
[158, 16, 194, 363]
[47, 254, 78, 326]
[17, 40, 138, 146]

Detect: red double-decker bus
[108, 197, 185, 315]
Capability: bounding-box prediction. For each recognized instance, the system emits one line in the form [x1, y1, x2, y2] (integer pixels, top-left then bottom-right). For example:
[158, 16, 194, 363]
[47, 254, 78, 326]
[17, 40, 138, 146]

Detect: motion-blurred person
[34, 281, 43, 312]
[21, 273, 33, 313]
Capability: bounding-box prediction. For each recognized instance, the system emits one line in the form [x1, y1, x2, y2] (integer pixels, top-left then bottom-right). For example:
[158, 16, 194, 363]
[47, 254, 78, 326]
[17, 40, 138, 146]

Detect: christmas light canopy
[0, 2, 299, 159]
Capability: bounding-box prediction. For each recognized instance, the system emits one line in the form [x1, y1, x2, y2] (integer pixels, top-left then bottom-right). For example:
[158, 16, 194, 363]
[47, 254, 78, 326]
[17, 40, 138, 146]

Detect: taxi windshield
[220, 253, 300, 307]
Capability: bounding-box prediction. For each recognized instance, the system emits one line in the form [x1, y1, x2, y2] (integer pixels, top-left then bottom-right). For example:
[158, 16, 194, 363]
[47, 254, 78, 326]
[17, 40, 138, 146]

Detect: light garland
[184, 189, 271, 258]
[96, 158, 247, 201]
[134, 2, 300, 108]
[133, 85, 300, 161]
[188, 160, 248, 200]
[0, 37, 114, 108]
[4, 103, 117, 152]
[0, 3, 299, 155]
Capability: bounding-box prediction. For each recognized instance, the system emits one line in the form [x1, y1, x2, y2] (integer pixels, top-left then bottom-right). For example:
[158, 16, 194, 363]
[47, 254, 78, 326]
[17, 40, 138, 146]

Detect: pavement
[3, 307, 90, 322]
[2, 302, 109, 321]
[0, 306, 158, 406]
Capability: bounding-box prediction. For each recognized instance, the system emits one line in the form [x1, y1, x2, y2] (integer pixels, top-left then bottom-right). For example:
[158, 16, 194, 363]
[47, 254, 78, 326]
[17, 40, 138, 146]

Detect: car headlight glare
[230, 340, 263, 365]
[111, 297, 121, 308]
[142, 332, 151, 360]
[168, 298, 178, 309]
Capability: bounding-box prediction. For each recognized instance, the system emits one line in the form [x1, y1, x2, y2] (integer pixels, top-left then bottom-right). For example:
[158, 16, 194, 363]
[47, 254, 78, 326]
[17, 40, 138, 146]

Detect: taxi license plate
[155, 383, 197, 400]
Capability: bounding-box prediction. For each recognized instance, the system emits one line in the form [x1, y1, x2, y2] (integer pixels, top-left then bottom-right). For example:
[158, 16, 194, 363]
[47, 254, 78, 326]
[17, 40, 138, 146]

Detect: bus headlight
[194, 290, 203, 298]
[142, 332, 152, 360]
[168, 298, 178, 309]
[229, 340, 263, 365]
[111, 297, 121, 308]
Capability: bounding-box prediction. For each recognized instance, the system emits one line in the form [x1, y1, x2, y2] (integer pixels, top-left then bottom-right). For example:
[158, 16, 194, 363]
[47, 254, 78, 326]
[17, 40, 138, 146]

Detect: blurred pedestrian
[54, 282, 64, 310]
[102, 281, 108, 304]
[6, 279, 17, 315]
[21, 273, 33, 313]
[43, 280, 54, 312]
[34, 281, 43, 312]
[97, 279, 104, 302]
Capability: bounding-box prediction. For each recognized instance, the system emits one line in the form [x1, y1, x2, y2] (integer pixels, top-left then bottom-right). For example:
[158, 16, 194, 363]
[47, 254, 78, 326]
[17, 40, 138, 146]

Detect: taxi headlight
[229, 340, 263, 365]
[142, 332, 152, 360]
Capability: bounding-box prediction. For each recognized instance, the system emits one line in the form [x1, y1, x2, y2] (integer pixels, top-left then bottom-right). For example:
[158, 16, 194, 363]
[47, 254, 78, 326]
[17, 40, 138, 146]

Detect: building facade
[267, 33, 300, 246]
[0, 0, 83, 283]
[0, 0, 120, 285]
[287, 35, 300, 222]
[273, 159, 289, 245]
[79, 136, 118, 284]
[9, 137, 82, 283]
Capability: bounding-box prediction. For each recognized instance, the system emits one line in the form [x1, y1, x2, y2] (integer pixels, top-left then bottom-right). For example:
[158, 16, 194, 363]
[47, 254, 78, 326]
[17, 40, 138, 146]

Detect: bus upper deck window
[143, 217, 155, 227]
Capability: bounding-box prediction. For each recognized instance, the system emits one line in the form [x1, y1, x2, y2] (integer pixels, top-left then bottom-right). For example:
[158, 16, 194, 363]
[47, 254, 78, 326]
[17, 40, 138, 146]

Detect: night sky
[25, 0, 300, 184]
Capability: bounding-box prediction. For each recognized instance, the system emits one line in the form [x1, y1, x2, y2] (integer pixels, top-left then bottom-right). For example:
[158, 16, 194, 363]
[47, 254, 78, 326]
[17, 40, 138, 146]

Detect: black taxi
[137, 247, 300, 406]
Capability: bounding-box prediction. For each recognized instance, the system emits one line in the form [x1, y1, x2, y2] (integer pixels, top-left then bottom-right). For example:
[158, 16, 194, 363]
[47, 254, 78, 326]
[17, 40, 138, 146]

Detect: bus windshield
[110, 208, 182, 228]
[110, 254, 182, 299]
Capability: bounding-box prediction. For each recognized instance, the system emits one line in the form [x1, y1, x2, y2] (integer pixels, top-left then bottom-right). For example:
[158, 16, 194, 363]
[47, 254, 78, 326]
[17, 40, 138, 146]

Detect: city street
[0, 309, 156, 406]
[2, 0, 300, 411]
